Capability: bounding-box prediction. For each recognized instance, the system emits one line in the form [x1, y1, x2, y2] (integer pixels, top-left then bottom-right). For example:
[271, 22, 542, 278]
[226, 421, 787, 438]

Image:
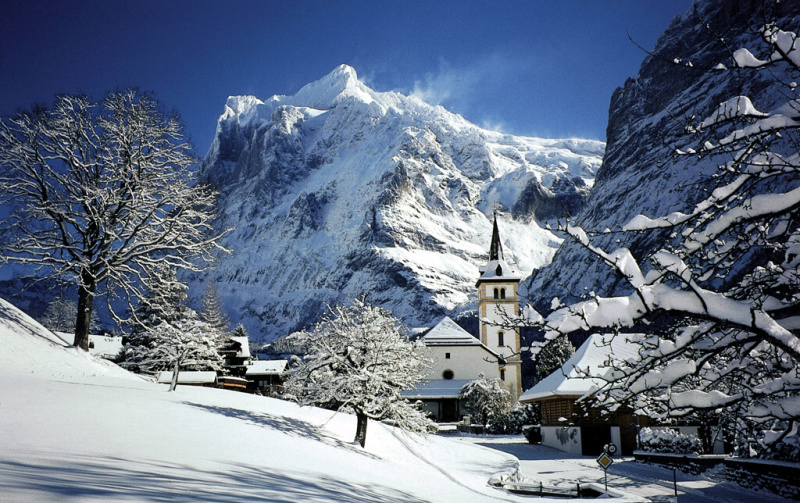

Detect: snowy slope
[528, 0, 800, 309]
[0, 296, 543, 502]
[196, 65, 603, 341]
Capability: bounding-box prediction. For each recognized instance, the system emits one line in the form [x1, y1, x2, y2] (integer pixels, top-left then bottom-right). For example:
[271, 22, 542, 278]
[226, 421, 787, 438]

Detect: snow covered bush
[460, 374, 511, 431]
[519, 5, 800, 461]
[487, 403, 540, 435]
[285, 298, 433, 447]
[638, 428, 702, 455]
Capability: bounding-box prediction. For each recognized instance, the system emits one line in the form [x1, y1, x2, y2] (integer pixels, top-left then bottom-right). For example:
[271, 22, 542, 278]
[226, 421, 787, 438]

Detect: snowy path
[451, 436, 793, 503]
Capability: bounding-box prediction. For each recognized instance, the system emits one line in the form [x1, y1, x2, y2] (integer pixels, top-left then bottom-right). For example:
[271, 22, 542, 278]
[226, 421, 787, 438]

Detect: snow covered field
[0, 297, 534, 502]
[0, 295, 791, 502]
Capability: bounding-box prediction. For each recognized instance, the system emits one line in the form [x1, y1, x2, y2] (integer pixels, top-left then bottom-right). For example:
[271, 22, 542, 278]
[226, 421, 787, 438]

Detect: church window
[445, 352, 451, 359]
[500, 369, 506, 381]
[442, 369, 454, 380]
[500, 288, 506, 299]
[498, 331, 504, 347]
[493, 288, 499, 299]
[495, 264, 503, 276]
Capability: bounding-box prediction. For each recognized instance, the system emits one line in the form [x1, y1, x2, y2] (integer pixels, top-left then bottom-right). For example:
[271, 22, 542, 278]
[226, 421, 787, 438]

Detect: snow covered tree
[199, 281, 230, 335]
[534, 333, 574, 382]
[285, 298, 432, 447]
[523, 14, 800, 460]
[232, 323, 248, 339]
[0, 89, 228, 351]
[118, 264, 222, 389]
[39, 295, 78, 333]
[459, 373, 511, 431]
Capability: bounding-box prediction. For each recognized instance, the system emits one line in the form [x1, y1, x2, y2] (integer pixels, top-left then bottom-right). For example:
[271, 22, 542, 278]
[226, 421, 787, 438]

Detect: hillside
[0, 296, 538, 502]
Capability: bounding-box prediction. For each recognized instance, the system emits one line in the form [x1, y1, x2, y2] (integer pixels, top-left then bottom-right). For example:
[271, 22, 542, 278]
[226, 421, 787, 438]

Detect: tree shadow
[183, 402, 379, 460]
[0, 454, 429, 502]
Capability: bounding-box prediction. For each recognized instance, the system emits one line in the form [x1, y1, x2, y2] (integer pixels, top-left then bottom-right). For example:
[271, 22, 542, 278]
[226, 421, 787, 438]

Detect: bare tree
[0, 89, 228, 350]
[285, 298, 433, 448]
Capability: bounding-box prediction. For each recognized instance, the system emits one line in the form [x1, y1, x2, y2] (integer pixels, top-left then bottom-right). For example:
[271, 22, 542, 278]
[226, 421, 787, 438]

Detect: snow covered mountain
[527, 0, 800, 309]
[196, 65, 603, 341]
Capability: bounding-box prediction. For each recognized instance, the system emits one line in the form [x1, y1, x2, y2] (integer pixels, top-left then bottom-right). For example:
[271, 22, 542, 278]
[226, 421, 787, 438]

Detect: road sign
[596, 452, 614, 470]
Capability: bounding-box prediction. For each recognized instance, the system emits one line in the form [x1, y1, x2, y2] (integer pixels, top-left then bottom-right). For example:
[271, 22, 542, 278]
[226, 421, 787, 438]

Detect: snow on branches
[523, 18, 800, 460]
[0, 89, 229, 350]
[285, 298, 433, 447]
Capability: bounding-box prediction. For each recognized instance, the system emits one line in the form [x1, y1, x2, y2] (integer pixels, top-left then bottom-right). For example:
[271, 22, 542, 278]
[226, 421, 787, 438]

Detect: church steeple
[475, 211, 522, 401]
[489, 213, 504, 261]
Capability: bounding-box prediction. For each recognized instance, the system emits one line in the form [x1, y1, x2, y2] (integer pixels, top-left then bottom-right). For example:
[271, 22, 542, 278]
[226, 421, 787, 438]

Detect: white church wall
[424, 345, 500, 381]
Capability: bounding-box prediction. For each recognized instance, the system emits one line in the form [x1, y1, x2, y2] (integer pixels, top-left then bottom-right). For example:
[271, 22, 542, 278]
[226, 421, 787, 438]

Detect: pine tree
[199, 281, 230, 334]
[535, 334, 574, 382]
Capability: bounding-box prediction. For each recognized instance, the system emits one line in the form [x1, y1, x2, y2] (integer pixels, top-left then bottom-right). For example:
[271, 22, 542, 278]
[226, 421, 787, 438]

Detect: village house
[245, 359, 288, 395]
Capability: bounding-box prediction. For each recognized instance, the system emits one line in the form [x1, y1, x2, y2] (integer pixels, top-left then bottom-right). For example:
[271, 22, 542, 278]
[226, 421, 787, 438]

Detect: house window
[442, 369, 454, 380]
[495, 264, 503, 276]
[493, 288, 499, 299]
[500, 288, 506, 299]
[445, 352, 451, 359]
[498, 331, 504, 347]
[500, 369, 506, 381]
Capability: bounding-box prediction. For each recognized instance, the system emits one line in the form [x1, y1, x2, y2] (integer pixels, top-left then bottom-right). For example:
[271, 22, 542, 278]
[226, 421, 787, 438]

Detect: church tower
[476, 214, 522, 400]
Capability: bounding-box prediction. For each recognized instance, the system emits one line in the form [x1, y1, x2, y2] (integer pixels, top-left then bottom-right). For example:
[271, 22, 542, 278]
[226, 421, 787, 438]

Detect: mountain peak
[291, 64, 374, 109]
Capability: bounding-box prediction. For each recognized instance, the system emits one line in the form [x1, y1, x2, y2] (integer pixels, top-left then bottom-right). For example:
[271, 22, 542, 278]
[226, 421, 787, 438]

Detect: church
[403, 215, 523, 421]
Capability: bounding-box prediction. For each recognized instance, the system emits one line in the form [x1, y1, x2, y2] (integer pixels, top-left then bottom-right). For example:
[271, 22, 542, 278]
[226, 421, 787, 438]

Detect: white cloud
[409, 53, 524, 113]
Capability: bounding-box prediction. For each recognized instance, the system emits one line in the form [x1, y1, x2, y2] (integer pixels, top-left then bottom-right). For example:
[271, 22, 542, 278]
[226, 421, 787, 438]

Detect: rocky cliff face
[195, 65, 603, 341]
[527, 0, 799, 309]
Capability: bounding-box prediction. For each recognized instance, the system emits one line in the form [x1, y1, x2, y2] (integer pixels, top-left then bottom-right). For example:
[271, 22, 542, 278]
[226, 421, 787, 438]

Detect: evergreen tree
[534, 334, 574, 382]
[199, 281, 230, 334]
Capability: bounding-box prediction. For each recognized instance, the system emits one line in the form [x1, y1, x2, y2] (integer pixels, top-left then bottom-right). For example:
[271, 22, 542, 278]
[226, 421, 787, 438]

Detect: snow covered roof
[421, 317, 480, 346]
[157, 371, 217, 384]
[476, 258, 520, 283]
[402, 379, 472, 400]
[245, 359, 288, 376]
[518, 333, 641, 403]
[219, 336, 251, 358]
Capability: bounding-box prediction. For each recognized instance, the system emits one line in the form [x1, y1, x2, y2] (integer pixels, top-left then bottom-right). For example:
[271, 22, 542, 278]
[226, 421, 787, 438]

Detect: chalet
[218, 335, 252, 376]
[245, 359, 288, 395]
[518, 333, 646, 455]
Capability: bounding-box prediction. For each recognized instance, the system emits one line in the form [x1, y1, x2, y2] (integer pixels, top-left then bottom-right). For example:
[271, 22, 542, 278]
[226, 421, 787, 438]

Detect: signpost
[596, 444, 615, 494]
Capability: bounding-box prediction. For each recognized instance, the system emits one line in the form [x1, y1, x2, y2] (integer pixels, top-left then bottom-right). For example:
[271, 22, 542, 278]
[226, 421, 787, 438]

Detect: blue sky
[1, 1, 693, 155]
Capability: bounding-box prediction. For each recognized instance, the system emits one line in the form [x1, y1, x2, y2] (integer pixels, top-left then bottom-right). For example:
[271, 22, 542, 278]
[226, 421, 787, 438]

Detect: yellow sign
[596, 452, 614, 470]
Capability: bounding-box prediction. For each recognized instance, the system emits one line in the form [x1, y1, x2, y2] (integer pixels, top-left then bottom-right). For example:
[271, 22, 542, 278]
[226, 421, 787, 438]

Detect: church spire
[489, 212, 504, 261]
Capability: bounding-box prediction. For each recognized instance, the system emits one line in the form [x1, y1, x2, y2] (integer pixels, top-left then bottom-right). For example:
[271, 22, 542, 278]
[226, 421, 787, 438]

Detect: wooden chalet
[519, 333, 648, 455]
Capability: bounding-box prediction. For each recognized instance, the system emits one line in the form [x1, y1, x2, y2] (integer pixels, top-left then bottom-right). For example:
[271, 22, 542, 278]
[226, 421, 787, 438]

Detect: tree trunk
[73, 272, 96, 351]
[354, 410, 369, 448]
[169, 354, 182, 392]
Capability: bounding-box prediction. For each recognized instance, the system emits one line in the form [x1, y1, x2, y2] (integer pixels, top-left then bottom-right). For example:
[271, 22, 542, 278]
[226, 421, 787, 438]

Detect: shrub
[639, 427, 702, 455]
[487, 403, 540, 435]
